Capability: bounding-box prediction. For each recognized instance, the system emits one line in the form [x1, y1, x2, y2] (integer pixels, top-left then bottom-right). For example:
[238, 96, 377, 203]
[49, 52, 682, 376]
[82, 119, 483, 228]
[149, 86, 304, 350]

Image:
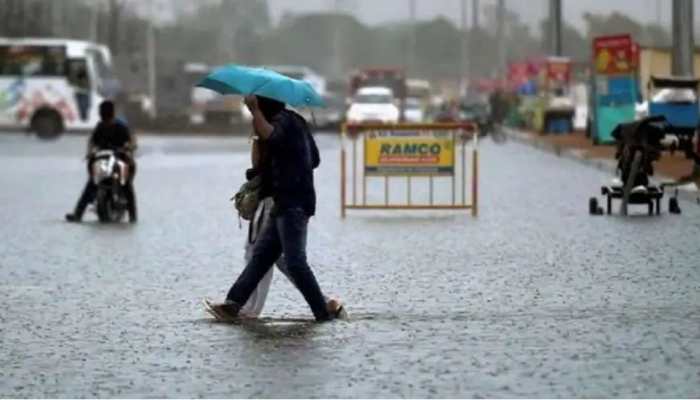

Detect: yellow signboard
[364, 131, 454, 175]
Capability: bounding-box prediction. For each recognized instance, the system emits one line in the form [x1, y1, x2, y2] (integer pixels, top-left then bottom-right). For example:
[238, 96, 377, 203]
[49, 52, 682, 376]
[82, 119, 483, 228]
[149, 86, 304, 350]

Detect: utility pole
[89, 1, 100, 43]
[50, 0, 60, 37]
[671, 0, 694, 76]
[496, 0, 506, 77]
[331, 0, 343, 80]
[408, 0, 417, 76]
[16, 0, 25, 36]
[469, 0, 479, 82]
[108, 0, 120, 55]
[147, 0, 158, 119]
[88, 1, 102, 43]
[548, 0, 562, 56]
[460, 0, 468, 95]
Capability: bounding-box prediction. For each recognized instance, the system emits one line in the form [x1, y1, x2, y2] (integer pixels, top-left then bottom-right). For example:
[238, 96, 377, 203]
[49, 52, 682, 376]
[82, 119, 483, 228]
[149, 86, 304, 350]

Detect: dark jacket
[256, 109, 320, 216]
[90, 121, 132, 151]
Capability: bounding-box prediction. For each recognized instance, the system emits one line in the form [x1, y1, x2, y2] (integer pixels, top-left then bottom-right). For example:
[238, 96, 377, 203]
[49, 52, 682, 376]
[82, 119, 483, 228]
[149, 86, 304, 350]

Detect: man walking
[208, 95, 342, 322]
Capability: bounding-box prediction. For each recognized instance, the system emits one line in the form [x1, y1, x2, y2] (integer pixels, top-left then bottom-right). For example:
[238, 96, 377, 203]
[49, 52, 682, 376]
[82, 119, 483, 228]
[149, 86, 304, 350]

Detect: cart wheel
[669, 197, 681, 214]
[589, 197, 600, 215]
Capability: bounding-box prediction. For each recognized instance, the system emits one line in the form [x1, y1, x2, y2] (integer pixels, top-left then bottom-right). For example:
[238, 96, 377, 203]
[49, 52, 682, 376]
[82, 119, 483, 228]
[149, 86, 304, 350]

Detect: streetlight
[147, 0, 157, 119]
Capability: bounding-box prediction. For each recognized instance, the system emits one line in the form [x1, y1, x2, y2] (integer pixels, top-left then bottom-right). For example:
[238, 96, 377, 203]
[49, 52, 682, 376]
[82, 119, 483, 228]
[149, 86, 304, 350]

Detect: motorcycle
[90, 149, 131, 223]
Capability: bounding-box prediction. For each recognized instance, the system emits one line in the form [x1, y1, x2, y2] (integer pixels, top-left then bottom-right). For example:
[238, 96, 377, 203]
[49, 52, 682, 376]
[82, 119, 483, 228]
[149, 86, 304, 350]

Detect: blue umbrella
[196, 64, 325, 108]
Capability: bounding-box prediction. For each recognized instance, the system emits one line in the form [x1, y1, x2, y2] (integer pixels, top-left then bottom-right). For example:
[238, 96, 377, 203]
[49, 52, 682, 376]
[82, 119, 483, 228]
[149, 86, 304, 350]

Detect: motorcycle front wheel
[96, 188, 113, 223]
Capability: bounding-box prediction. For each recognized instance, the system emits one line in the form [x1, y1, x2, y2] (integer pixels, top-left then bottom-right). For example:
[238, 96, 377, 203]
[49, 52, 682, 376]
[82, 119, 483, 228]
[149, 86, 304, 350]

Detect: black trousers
[226, 207, 330, 321]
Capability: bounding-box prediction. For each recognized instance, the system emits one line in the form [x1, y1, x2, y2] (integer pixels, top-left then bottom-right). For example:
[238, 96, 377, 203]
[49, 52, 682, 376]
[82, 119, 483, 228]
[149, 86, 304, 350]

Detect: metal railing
[340, 122, 479, 218]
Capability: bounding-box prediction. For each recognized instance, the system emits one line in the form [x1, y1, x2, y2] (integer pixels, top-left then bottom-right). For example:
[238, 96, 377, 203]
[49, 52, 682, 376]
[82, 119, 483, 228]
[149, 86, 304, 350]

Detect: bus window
[67, 60, 90, 89]
[0, 45, 67, 76]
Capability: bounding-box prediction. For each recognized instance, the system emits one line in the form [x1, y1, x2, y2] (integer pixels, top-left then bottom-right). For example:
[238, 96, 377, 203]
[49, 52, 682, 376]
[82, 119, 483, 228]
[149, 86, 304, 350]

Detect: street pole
[469, 0, 479, 84]
[496, 0, 506, 77]
[50, 0, 61, 37]
[460, 0, 468, 96]
[408, 0, 416, 76]
[549, 0, 562, 56]
[108, 0, 120, 55]
[332, 0, 342, 80]
[90, 1, 100, 43]
[17, 1, 30, 36]
[671, 0, 694, 76]
[147, 0, 157, 119]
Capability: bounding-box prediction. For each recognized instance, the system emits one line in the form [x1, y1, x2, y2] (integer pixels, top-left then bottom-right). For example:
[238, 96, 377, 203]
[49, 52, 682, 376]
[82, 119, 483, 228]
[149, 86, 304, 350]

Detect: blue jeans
[227, 207, 330, 321]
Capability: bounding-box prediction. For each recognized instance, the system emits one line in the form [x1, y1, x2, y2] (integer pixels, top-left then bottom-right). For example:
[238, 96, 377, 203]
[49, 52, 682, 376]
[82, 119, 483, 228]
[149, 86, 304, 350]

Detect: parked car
[404, 97, 425, 123]
[345, 86, 399, 124]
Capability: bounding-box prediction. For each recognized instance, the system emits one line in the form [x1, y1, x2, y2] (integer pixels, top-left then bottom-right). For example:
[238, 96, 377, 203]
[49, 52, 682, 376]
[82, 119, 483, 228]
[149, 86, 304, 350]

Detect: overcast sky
[134, 0, 700, 35]
[267, 0, 700, 33]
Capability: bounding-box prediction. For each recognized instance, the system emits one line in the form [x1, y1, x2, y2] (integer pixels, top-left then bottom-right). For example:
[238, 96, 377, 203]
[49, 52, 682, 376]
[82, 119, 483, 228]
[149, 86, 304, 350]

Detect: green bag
[232, 175, 263, 221]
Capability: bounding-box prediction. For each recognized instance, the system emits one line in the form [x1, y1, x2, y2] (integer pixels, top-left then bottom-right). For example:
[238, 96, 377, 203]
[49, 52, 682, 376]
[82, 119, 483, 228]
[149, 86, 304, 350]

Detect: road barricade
[340, 122, 479, 218]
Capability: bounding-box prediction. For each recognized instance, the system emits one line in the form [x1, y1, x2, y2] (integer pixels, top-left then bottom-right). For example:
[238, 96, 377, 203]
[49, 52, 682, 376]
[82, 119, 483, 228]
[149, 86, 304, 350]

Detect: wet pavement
[1, 131, 699, 397]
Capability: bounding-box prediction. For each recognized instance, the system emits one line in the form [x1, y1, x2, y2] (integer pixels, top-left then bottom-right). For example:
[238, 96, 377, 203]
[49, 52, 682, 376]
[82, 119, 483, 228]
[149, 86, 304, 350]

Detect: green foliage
[583, 12, 671, 47]
[412, 18, 462, 78]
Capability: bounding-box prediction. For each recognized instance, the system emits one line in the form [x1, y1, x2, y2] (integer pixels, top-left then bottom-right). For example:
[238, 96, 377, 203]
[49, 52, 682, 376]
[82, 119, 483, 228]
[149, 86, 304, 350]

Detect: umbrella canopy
[196, 64, 325, 108]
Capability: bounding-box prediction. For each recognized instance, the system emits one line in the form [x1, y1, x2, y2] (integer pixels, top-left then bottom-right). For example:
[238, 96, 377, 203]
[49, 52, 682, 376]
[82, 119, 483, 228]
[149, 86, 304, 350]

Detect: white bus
[0, 38, 119, 138]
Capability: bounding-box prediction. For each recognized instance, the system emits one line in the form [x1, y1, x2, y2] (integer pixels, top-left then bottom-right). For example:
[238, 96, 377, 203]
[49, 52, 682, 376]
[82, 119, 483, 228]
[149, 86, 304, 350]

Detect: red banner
[593, 34, 634, 75]
[508, 63, 529, 86]
[508, 61, 540, 86]
[546, 58, 571, 84]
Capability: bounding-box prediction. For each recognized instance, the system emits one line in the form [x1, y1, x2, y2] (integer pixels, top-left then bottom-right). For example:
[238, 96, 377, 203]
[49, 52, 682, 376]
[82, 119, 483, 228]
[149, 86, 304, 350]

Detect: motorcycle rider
[65, 100, 138, 223]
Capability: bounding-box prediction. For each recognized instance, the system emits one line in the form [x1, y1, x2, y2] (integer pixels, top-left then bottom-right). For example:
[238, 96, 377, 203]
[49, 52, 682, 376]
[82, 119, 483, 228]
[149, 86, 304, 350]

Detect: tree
[413, 18, 462, 79]
[260, 13, 373, 77]
[538, 19, 588, 61]
[583, 12, 670, 47]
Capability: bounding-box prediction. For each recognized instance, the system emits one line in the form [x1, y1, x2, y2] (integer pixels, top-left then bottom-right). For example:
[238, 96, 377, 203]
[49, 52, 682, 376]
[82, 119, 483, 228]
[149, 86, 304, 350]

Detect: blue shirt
[264, 109, 320, 216]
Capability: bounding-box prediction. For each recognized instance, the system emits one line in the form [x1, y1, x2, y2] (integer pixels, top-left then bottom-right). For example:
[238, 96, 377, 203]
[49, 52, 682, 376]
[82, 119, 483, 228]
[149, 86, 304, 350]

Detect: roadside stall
[531, 57, 575, 134]
[506, 61, 538, 128]
[589, 34, 639, 144]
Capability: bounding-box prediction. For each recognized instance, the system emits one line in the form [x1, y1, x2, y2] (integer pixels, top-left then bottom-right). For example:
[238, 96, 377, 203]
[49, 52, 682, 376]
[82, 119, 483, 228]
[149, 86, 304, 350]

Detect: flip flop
[333, 304, 348, 320]
[203, 298, 231, 322]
